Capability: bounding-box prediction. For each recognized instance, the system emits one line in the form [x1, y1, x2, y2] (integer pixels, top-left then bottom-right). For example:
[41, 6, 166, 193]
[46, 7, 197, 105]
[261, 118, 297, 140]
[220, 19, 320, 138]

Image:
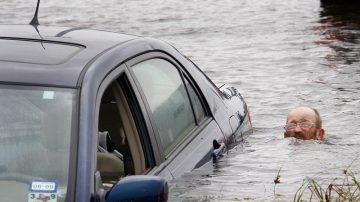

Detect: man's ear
[284, 132, 289, 138]
[316, 129, 325, 140]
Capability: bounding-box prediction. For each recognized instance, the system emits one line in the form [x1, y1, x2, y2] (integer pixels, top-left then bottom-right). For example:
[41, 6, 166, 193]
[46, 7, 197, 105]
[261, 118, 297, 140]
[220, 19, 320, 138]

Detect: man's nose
[294, 124, 302, 132]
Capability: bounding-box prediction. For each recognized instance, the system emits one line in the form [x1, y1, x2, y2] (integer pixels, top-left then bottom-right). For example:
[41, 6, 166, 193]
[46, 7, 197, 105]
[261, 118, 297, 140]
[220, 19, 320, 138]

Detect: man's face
[284, 107, 323, 140]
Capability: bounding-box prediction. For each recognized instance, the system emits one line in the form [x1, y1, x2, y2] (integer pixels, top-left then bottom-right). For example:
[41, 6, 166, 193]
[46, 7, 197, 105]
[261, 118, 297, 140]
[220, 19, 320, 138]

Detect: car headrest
[98, 131, 115, 152]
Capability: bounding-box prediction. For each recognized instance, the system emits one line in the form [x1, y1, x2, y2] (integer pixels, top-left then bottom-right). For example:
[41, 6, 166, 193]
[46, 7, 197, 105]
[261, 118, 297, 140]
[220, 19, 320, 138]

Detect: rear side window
[184, 76, 206, 124]
[131, 59, 206, 156]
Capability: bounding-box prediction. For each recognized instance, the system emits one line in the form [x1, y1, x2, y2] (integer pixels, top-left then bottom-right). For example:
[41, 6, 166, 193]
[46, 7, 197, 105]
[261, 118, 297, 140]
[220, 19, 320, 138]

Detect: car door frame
[125, 51, 225, 178]
[78, 57, 163, 201]
[95, 63, 163, 165]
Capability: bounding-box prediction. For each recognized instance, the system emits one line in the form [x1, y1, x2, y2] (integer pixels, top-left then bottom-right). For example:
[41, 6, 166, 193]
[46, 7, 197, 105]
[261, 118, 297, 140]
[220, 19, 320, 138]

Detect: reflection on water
[1, 0, 360, 201]
[317, 2, 360, 66]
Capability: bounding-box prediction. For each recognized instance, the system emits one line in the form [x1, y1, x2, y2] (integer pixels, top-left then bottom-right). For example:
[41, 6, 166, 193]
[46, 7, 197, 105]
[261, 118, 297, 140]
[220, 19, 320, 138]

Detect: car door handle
[212, 140, 226, 160]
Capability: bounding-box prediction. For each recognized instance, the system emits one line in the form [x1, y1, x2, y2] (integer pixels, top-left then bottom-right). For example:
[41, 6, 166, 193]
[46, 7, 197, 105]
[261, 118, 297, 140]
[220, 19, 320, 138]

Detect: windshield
[0, 85, 76, 202]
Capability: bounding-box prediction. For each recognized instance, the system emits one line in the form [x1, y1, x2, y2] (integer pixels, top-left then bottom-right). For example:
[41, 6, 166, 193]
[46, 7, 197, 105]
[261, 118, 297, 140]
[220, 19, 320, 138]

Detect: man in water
[284, 106, 325, 140]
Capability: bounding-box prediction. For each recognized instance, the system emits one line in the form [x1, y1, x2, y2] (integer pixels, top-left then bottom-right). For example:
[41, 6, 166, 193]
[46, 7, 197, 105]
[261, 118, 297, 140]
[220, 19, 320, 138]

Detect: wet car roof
[0, 25, 138, 87]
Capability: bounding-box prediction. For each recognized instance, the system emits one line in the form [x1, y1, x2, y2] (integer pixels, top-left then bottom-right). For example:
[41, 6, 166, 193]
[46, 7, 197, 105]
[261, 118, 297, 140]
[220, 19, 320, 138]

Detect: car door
[126, 52, 225, 178]
[95, 63, 174, 191]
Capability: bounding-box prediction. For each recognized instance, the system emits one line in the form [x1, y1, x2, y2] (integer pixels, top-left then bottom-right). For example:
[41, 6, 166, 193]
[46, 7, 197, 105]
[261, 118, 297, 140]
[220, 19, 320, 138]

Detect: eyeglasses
[284, 121, 314, 131]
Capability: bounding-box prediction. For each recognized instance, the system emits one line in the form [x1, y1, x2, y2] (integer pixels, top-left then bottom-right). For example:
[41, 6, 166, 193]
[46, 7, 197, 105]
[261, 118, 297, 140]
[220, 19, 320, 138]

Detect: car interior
[97, 79, 148, 186]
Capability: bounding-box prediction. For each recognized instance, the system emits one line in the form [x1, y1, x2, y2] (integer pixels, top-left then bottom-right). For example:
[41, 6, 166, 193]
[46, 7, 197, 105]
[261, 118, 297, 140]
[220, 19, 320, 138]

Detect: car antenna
[29, 0, 45, 49]
[30, 0, 41, 26]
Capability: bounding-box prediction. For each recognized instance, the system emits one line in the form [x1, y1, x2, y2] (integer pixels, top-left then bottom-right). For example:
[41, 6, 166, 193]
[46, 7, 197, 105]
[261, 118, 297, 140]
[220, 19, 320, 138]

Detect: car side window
[131, 58, 206, 156]
[184, 76, 206, 124]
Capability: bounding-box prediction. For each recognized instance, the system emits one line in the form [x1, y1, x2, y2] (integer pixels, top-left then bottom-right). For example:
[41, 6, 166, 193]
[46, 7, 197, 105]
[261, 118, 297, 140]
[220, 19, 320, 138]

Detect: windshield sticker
[43, 91, 55, 100]
[28, 180, 58, 202]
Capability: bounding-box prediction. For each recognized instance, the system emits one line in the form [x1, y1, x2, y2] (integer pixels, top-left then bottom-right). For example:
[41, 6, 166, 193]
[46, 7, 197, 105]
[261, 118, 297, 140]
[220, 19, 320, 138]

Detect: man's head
[284, 106, 325, 140]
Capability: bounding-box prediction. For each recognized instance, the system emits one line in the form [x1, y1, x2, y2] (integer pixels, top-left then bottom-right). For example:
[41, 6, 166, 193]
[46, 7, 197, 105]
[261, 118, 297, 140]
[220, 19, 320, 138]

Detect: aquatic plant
[294, 170, 360, 202]
[273, 167, 282, 195]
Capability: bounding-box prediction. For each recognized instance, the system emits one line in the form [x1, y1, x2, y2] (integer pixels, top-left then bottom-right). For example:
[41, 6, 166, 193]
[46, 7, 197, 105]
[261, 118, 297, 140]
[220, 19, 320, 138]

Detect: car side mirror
[220, 86, 240, 99]
[106, 175, 168, 202]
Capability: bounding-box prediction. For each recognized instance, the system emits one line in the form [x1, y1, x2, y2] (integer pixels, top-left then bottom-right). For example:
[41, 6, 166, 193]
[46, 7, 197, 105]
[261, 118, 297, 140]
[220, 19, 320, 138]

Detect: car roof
[0, 24, 140, 88]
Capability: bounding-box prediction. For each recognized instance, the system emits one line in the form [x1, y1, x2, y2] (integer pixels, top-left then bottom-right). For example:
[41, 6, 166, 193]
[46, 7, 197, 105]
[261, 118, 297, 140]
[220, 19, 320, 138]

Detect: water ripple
[1, 0, 359, 201]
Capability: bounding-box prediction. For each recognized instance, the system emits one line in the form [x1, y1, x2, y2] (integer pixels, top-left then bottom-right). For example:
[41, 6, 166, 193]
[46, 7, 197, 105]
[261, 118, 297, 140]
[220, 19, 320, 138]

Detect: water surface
[1, 0, 359, 201]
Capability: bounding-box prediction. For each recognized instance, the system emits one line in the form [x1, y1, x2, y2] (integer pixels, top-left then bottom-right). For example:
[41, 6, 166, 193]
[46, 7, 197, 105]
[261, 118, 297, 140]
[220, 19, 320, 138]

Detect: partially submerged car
[0, 24, 252, 202]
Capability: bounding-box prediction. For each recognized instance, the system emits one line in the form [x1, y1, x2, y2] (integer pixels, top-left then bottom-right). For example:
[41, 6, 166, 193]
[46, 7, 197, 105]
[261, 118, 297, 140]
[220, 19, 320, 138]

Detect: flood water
[1, 0, 360, 201]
